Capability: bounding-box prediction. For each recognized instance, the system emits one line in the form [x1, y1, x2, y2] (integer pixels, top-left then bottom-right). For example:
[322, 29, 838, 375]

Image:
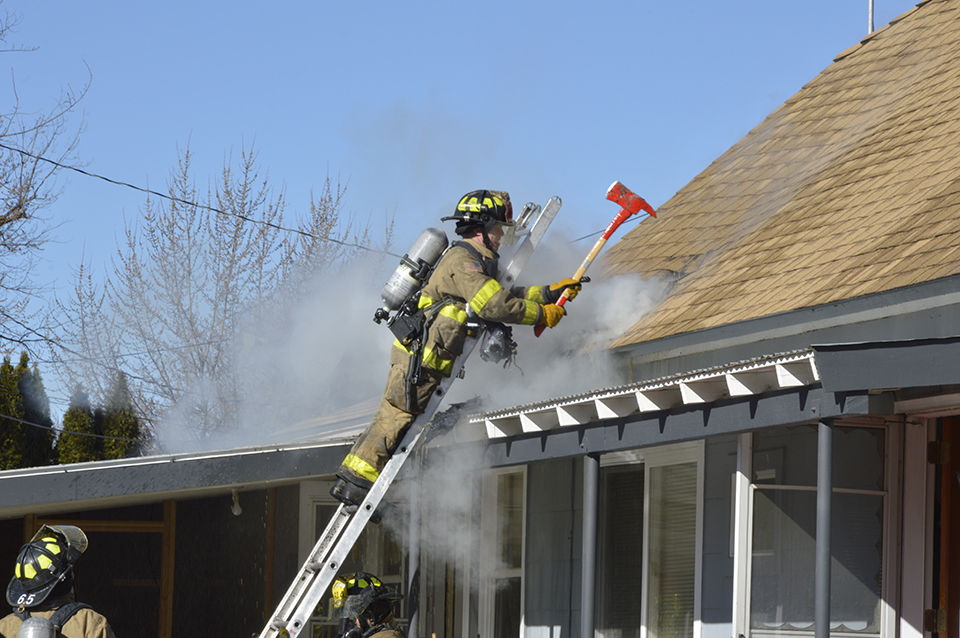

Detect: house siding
[702, 435, 737, 638]
[173, 490, 271, 637]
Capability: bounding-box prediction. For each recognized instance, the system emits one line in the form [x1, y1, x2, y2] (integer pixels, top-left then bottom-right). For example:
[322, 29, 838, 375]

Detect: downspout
[815, 419, 833, 638]
[581, 454, 600, 638]
[408, 458, 422, 638]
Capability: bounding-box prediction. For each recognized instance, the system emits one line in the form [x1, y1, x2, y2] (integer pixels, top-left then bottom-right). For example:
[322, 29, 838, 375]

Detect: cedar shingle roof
[606, 0, 960, 348]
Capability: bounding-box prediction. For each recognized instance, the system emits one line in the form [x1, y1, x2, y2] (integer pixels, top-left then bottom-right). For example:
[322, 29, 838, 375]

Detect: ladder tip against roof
[473, 349, 821, 439]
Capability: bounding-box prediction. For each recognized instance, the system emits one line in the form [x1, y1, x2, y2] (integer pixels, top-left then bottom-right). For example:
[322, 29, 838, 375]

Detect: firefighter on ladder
[331, 189, 582, 507]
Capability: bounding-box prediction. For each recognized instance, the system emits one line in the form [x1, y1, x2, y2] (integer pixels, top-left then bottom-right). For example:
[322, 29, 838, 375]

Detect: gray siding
[701, 435, 737, 638]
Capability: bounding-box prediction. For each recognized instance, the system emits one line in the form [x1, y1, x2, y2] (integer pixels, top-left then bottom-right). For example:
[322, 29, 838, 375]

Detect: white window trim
[298, 478, 337, 564]
[898, 418, 931, 638]
[601, 440, 704, 638]
[732, 432, 753, 638]
[296, 478, 402, 585]
[476, 465, 527, 638]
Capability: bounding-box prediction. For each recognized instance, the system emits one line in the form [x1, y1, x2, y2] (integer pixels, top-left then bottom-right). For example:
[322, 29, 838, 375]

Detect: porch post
[815, 419, 833, 638]
[408, 475, 421, 638]
[581, 454, 599, 638]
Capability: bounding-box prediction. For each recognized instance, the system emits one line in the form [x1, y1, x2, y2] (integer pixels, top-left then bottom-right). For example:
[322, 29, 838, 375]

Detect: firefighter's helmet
[442, 190, 514, 236]
[331, 571, 402, 626]
[5, 525, 88, 609]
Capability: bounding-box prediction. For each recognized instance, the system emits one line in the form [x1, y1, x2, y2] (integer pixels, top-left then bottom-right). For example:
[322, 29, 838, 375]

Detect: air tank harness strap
[452, 240, 498, 277]
[404, 295, 455, 412]
[12, 602, 91, 627]
[362, 623, 391, 638]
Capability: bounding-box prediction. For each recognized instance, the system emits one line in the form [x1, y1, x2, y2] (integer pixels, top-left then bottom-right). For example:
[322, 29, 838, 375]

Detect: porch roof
[476, 336, 960, 467]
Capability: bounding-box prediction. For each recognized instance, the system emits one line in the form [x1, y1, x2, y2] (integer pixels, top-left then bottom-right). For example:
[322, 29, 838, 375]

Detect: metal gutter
[0, 439, 352, 518]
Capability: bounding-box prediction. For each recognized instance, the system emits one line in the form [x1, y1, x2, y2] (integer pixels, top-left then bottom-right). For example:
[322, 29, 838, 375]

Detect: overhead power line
[0, 141, 400, 258]
[0, 411, 138, 443]
[1, 141, 624, 250]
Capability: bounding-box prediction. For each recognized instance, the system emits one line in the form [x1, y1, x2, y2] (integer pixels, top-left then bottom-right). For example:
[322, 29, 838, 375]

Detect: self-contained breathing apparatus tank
[373, 228, 449, 344]
[18, 616, 54, 638]
[375, 228, 448, 317]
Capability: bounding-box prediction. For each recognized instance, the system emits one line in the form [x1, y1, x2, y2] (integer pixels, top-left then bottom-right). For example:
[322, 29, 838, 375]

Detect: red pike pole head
[603, 180, 656, 238]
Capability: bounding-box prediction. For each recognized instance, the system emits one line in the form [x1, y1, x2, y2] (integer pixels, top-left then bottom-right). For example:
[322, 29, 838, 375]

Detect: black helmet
[6, 525, 87, 609]
[442, 190, 514, 236]
[331, 571, 402, 626]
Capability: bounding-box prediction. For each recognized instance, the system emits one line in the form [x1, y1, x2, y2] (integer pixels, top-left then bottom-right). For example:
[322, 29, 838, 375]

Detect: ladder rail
[267, 336, 480, 637]
[263, 504, 351, 633]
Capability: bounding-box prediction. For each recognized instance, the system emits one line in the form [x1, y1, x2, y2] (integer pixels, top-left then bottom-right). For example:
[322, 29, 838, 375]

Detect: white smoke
[152, 224, 669, 461]
[444, 232, 671, 411]
[374, 230, 671, 569]
[154, 254, 398, 452]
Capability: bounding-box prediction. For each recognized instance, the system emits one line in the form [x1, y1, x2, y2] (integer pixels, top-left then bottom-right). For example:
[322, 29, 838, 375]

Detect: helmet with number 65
[5, 525, 88, 609]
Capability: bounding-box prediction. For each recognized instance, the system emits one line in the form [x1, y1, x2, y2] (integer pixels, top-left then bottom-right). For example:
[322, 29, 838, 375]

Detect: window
[645, 462, 699, 638]
[598, 441, 703, 638]
[597, 464, 645, 638]
[479, 468, 526, 638]
[747, 425, 886, 637]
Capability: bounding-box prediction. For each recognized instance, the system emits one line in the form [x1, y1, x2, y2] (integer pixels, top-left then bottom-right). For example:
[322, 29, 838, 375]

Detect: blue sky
[5, 1, 918, 414]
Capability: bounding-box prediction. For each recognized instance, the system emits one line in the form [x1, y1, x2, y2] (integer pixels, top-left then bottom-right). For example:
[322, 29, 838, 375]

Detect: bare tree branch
[0, 1, 86, 353]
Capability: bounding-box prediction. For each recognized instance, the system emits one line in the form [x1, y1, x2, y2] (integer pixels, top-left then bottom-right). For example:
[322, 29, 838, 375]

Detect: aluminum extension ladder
[258, 195, 562, 638]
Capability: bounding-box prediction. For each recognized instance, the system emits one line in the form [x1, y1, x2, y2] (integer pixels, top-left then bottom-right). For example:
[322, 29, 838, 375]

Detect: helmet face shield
[339, 593, 365, 619]
[498, 222, 517, 246]
[32, 525, 88, 558]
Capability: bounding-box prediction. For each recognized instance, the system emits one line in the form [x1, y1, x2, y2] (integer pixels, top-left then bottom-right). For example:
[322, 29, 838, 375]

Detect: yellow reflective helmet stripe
[343, 454, 379, 483]
[14, 563, 20, 579]
[332, 579, 348, 608]
[23, 563, 36, 579]
[470, 279, 502, 314]
[521, 300, 541, 325]
[458, 193, 503, 213]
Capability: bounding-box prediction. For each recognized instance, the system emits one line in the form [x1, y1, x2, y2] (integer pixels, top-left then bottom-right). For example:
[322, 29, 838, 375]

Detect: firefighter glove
[539, 303, 566, 328]
[545, 277, 583, 303]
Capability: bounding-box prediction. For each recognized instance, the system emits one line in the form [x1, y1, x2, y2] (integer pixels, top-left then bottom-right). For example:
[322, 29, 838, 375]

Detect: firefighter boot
[330, 472, 383, 523]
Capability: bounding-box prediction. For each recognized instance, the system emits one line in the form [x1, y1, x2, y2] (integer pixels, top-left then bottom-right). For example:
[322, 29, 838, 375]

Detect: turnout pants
[340, 362, 443, 484]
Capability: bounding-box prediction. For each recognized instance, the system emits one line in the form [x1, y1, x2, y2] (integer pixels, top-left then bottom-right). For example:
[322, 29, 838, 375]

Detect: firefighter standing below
[331, 572, 403, 638]
[1, 524, 116, 638]
[331, 189, 581, 507]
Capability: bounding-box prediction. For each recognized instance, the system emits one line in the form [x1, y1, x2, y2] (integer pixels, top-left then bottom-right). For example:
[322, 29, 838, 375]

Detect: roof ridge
[834, 0, 930, 62]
